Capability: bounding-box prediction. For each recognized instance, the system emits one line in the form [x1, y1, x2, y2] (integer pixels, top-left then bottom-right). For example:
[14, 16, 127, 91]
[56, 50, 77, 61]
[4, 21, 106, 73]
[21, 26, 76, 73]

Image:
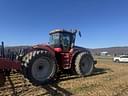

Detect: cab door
[61, 33, 71, 52]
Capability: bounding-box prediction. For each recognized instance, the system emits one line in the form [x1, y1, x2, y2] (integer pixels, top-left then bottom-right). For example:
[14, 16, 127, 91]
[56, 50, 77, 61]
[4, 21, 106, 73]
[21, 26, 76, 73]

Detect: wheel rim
[80, 56, 93, 75]
[31, 57, 54, 82]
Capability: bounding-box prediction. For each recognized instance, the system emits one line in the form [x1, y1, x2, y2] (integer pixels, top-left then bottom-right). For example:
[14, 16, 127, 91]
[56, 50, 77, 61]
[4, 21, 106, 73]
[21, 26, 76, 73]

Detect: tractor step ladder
[61, 53, 71, 69]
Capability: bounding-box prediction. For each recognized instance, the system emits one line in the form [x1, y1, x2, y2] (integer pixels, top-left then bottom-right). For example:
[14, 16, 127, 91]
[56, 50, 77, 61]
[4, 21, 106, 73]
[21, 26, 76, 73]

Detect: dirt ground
[0, 58, 128, 96]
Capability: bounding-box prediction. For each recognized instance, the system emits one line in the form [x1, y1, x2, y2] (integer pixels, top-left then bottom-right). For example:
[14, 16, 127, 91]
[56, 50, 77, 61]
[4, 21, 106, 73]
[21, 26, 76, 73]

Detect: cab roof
[49, 29, 74, 35]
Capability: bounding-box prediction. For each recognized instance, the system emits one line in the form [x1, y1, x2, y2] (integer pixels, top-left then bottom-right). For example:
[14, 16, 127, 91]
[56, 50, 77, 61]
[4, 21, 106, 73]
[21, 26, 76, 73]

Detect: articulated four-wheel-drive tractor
[0, 29, 97, 85]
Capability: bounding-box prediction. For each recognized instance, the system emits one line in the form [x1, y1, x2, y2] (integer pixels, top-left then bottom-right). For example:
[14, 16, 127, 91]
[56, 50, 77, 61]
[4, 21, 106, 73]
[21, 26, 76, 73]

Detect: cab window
[49, 33, 60, 45]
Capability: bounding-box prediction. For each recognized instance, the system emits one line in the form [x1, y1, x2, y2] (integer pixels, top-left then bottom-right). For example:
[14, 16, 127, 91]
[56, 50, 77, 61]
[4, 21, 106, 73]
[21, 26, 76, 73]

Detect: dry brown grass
[0, 58, 128, 96]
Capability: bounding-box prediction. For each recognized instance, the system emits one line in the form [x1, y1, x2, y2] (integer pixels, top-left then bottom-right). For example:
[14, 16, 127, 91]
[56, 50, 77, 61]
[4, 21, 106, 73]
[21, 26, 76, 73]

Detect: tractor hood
[32, 44, 55, 56]
[18, 44, 55, 57]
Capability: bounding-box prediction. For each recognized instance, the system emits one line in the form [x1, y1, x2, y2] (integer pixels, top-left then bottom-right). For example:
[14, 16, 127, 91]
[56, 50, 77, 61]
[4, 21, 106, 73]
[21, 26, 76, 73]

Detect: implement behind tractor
[0, 29, 97, 86]
[0, 42, 21, 85]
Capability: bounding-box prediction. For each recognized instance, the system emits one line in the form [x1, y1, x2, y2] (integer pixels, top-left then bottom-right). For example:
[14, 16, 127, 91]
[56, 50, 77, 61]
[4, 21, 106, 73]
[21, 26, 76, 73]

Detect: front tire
[75, 52, 94, 76]
[22, 50, 56, 85]
[115, 59, 120, 63]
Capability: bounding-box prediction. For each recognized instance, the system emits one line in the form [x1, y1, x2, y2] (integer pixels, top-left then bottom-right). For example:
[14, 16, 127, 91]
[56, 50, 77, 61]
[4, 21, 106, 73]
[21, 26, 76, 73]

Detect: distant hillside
[1, 45, 128, 56]
[90, 47, 128, 56]
[5, 46, 30, 52]
[0, 46, 30, 56]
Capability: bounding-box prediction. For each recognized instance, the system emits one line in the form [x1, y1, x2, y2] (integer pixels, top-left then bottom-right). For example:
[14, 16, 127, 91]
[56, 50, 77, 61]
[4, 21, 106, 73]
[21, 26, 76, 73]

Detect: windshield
[49, 33, 60, 45]
[61, 33, 71, 47]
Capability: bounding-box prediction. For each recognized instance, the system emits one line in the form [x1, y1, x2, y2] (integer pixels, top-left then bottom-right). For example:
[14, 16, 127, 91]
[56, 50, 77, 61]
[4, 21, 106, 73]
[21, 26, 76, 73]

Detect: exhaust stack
[1, 41, 5, 58]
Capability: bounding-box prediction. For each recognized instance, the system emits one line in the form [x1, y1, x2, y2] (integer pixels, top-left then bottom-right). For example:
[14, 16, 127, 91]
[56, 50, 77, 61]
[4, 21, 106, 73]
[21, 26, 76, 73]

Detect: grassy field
[0, 57, 128, 96]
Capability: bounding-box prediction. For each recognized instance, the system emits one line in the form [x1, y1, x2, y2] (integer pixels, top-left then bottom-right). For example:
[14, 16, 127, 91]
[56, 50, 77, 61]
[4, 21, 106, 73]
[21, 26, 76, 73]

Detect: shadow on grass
[41, 67, 110, 96]
[92, 67, 111, 76]
[41, 74, 75, 96]
[42, 83, 73, 96]
[7, 76, 18, 96]
[4, 67, 110, 96]
[3, 74, 73, 96]
[0, 71, 6, 87]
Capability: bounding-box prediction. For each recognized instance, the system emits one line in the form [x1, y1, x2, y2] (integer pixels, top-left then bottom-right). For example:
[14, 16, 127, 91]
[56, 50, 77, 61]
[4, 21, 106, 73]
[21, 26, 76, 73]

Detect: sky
[0, 0, 128, 48]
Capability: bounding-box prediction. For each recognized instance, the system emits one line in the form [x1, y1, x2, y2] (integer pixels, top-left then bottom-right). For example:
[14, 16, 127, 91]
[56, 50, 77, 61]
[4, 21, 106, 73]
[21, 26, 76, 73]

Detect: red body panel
[54, 48, 62, 52]
[0, 58, 21, 70]
[60, 52, 71, 69]
[54, 48, 73, 69]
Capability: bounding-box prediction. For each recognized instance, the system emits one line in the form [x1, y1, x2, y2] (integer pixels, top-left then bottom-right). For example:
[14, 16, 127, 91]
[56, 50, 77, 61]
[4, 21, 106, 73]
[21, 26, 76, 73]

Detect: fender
[17, 44, 55, 62]
[70, 46, 92, 65]
[32, 44, 55, 57]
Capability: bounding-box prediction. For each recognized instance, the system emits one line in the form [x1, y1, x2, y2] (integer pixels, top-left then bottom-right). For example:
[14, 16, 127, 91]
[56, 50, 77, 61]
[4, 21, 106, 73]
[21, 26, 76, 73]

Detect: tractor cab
[49, 29, 77, 52]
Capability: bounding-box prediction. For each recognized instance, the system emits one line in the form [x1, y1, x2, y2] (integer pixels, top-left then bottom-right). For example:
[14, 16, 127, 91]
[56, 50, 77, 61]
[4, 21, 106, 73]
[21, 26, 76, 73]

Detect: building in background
[100, 51, 109, 56]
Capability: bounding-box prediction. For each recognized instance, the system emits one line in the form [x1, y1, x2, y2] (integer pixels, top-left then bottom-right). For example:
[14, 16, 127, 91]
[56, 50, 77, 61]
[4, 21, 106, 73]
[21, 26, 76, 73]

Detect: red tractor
[19, 29, 97, 85]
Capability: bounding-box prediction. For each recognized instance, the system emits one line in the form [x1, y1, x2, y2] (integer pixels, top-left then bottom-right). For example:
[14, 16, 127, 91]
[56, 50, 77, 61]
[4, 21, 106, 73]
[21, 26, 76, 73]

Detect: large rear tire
[75, 52, 94, 76]
[22, 50, 56, 85]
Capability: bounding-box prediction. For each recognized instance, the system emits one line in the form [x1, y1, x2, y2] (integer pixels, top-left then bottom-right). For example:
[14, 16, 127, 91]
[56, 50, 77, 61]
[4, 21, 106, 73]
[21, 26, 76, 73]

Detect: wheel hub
[32, 57, 53, 81]
[80, 56, 93, 75]
[38, 66, 43, 70]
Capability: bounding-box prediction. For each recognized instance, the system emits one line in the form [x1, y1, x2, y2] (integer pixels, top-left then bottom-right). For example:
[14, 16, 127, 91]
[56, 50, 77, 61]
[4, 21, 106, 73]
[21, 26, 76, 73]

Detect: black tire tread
[75, 52, 94, 76]
[22, 50, 56, 85]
